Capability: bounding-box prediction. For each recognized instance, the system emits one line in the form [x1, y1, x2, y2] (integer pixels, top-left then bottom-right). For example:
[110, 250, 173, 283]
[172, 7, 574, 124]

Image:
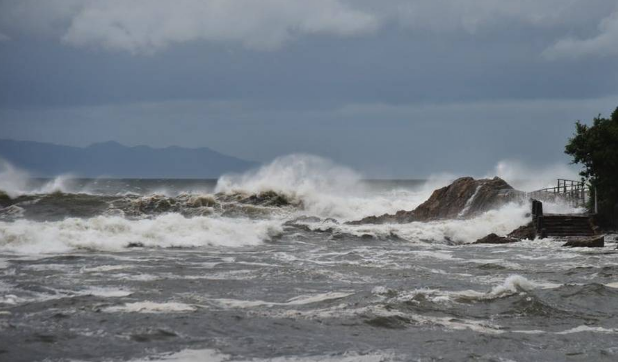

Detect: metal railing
[527, 179, 591, 209]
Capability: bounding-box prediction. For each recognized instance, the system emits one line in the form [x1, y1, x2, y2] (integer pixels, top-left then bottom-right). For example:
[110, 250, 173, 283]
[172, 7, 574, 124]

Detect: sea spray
[215, 154, 435, 220]
[490, 159, 580, 192]
[0, 159, 77, 197]
[0, 159, 32, 198]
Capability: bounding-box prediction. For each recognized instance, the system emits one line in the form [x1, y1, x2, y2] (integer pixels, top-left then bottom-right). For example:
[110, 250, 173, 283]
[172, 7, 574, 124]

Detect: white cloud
[58, 0, 378, 53]
[0, 0, 84, 38]
[0, 0, 616, 57]
[543, 10, 618, 59]
[382, 0, 581, 34]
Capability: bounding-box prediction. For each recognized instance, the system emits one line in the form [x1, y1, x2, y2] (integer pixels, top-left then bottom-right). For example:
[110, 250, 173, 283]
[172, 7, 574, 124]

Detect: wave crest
[0, 214, 283, 253]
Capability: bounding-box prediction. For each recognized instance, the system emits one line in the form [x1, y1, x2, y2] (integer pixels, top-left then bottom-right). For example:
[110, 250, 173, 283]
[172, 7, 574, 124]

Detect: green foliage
[565, 107, 618, 223]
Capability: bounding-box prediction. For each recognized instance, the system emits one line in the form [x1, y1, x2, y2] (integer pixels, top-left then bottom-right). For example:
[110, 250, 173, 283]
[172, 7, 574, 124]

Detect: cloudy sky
[0, 0, 617, 177]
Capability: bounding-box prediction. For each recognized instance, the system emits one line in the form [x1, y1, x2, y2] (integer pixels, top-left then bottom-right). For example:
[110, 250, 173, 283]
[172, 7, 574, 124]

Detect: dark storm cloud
[0, 0, 617, 176]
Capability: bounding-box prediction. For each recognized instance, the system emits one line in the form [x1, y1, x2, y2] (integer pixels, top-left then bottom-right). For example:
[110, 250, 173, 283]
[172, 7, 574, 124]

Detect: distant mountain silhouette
[0, 139, 258, 178]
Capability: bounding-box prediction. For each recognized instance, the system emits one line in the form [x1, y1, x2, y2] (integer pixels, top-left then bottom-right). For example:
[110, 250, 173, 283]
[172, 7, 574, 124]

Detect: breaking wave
[288, 202, 531, 244]
[0, 154, 589, 253]
[216, 154, 435, 220]
[0, 214, 283, 253]
[0, 159, 76, 197]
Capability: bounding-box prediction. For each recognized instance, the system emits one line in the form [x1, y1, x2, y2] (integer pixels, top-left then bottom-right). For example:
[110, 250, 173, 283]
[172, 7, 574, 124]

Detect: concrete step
[544, 226, 591, 229]
[545, 232, 594, 236]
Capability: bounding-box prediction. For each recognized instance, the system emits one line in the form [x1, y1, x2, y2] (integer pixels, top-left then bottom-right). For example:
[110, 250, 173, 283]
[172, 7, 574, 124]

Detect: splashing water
[0, 159, 76, 197]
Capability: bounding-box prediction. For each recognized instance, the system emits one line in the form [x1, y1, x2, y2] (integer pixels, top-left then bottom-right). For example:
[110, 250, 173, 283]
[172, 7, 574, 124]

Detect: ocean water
[1, 155, 617, 362]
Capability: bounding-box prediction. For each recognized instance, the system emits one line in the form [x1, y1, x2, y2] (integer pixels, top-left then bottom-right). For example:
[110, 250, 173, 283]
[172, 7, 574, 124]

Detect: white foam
[211, 292, 353, 309]
[461, 275, 561, 300]
[396, 275, 561, 304]
[0, 294, 24, 305]
[296, 304, 507, 335]
[310, 202, 531, 244]
[254, 352, 401, 362]
[556, 325, 618, 334]
[0, 214, 283, 253]
[78, 287, 133, 298]
[127, 349, 229, 362]
[414, 314, 505, 335]
[127, 349, 399, 362]
[0, 205, 24, 220]
[458, 185, 482, 218]
[103, 301, 196, 313]
[80, 265, 134, 273]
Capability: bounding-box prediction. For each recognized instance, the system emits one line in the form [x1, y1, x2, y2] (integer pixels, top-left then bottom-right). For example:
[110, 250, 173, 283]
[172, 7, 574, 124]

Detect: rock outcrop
[349, 177, 522, 225]
[474, 233, 520, 244]
[562, 235, 605, 248]
[507, 222, 537, 240]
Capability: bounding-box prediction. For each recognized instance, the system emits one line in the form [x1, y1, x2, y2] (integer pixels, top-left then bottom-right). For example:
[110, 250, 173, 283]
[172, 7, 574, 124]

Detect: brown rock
[562, 235, 605, 248]
[474, 233, 520, 244]
[507, 222, 537, 240]
[413, 177, 518, 220]
[348, 177, 523, 225]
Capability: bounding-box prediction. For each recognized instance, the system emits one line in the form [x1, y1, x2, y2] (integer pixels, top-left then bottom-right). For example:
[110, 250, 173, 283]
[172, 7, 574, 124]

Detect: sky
[0, 0, 617, 177]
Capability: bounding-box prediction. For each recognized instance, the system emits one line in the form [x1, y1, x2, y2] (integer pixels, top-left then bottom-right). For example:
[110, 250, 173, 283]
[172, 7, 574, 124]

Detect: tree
[565, 106, 618, 226]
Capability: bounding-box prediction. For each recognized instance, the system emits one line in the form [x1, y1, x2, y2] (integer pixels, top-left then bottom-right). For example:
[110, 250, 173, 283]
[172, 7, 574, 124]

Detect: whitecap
[0, 214, 284, 254]
[103, 301, 196, 313]
[211, 292, 353, 309]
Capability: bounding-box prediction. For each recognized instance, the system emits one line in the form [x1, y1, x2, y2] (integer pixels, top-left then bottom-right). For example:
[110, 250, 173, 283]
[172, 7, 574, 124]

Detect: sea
[1, 155, 617, 362]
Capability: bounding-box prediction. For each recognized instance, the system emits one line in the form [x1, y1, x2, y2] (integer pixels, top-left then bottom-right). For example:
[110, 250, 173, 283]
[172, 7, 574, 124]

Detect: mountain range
[0, 139, 258, 178]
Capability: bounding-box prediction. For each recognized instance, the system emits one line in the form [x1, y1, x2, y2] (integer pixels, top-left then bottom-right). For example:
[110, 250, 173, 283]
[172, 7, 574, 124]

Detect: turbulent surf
[1, 155, 617, 362]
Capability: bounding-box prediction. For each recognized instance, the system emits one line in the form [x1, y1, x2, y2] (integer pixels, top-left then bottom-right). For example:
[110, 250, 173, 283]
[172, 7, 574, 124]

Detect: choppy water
[1, 155, 617, 361]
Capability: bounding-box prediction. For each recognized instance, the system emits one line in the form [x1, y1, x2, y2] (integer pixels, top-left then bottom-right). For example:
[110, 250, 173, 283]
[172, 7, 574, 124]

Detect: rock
[347, 209, 415, 225]
[562, 235, 605, 248]
[349, 177, 523, 224]
[474, 233, 520, 244]
[239, 191, 299, 207]
[0, 191, 11, 207]
[507, 222, 537, 240]
[473, 222, 537, 245]
[415, 177, 520, 220]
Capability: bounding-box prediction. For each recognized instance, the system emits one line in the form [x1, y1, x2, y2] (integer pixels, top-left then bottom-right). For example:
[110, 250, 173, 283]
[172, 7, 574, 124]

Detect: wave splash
[0, 214, 283, 253]
[216, 154, 434, 220]
[0, 159, 76, 197]
[0, 154, 589, 253]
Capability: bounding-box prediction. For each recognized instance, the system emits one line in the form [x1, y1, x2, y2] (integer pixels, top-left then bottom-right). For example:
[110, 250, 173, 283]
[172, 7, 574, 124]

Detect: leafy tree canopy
[565, 106, 618, 223]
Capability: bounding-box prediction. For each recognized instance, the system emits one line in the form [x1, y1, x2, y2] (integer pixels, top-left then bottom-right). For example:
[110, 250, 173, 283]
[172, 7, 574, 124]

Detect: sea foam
[0, 214, 283, 253]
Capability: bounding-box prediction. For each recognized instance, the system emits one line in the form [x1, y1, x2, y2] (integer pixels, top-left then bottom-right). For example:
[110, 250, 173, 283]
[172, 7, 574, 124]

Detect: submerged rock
[474, 233, 520, 244]
[507, 222, 537, 240]
[349, 177, 522, 224]
[562, 236, 605, 248]
[0, 190, 11, 207]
